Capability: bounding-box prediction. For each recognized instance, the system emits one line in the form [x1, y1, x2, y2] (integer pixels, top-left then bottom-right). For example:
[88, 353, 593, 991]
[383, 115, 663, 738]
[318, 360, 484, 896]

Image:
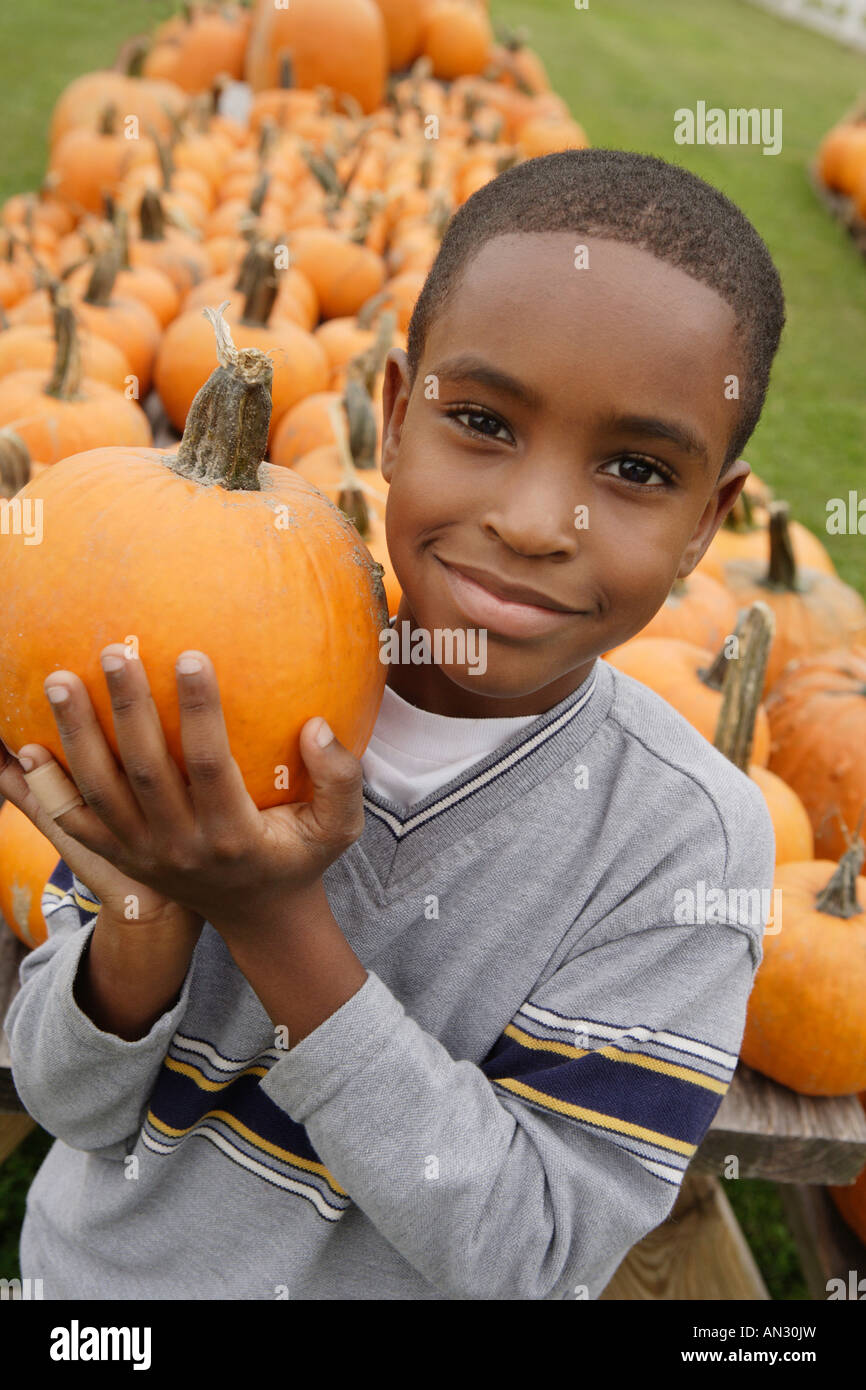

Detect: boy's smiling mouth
[435, 554, 585, 640]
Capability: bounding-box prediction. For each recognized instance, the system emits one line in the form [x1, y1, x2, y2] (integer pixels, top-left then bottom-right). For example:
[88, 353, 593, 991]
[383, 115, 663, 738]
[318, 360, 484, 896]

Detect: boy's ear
[677, 458, 751, 579]
[380, 348, 411, 484]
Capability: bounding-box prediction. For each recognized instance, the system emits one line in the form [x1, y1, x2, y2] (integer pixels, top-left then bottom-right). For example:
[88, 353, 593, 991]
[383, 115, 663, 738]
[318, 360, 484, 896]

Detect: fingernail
[17, 752, 34, 771]
[315, 719, 334, 748]
[177, 654, 202, 675]
[101, 653, 124, 673]
[45, 685, 69, 704]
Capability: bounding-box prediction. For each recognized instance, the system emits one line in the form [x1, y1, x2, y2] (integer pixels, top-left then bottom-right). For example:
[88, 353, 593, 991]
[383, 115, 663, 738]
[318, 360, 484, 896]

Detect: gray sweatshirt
[5, 657, 776, 1300]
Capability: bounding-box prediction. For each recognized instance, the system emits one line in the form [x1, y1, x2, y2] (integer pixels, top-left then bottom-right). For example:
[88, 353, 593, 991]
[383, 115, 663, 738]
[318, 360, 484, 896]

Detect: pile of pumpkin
[0, 0, 586, 611]
[0, 0, 864, 1244]
[599, 487, 866, 1245]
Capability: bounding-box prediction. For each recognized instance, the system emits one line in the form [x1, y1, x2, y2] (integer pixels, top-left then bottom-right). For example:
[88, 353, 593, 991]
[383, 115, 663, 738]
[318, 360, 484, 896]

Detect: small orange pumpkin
[740, 839, 866, 1095]
[0, 800, 59, 949]
[765, 646, 866, 863]
[0, 289, 151, 464]
[0, 309, 389, 811]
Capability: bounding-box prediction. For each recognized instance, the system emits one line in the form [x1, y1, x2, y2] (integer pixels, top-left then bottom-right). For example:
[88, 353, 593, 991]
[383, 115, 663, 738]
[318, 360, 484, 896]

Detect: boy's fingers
[175, 652, 258, 845]
[3, 746, 109, 878]
[98, 645, 197, 846]
[42, 668, 151, 855]
[296, 719, 366, 851]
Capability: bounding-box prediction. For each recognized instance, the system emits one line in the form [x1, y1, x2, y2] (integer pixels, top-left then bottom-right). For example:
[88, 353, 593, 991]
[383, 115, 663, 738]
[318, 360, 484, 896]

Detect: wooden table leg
[0, 1113, 35, 1167]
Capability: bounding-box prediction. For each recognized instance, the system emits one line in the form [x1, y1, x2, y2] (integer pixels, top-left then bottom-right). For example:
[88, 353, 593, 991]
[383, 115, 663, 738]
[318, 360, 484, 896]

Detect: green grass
[726, 1178, 810, 1299]
[0, 0, 850, 1299]
[0, 0, 177, 201]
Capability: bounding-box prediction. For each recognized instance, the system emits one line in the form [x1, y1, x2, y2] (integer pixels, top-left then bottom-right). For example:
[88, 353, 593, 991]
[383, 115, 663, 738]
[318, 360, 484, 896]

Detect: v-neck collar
[361, 656, 610, 841]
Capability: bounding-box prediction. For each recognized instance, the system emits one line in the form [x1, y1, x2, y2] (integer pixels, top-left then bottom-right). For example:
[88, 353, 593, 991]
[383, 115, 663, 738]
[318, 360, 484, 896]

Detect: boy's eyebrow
[433, 357, 712, 470]
[593, 412, 711, 468]
[432, 355, 544, 410]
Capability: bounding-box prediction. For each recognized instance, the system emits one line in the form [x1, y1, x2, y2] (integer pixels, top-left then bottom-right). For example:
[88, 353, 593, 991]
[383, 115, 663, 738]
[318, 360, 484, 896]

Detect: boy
[3, 148, 782, 1300]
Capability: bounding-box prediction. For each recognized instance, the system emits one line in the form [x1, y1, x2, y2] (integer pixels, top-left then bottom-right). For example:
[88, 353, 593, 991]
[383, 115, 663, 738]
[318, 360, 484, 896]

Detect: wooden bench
[2, 919, 866, 1296]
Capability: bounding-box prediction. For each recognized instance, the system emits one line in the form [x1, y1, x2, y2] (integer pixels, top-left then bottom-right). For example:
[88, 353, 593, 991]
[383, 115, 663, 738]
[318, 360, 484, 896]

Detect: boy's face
[379, 232, 751, 717]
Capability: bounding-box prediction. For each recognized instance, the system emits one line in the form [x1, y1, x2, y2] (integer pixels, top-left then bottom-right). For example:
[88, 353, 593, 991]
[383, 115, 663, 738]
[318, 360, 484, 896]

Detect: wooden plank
[600, 1171, 770, 1300]
[694, 1062, 866, 1185]
[0, 922, 27, 1111]
[0, 1112, 35, 1165]
[777, 1184, 866, 1301]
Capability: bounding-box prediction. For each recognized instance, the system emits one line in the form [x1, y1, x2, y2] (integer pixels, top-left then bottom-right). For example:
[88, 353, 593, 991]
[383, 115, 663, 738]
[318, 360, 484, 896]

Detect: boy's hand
[3, 645, 365, 935]
[0, 741, 200, 933]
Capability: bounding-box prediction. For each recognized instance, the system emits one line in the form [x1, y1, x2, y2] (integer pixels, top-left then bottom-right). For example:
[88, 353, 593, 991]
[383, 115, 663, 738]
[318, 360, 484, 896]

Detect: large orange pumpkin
[0, 800, 58, 949]
[696, 490, 836, 583]
[421, 1, 493, 80]
[246, 0, 388, 115]
[618, 572, 738, 653]
[0, 313, 388, 810]
[740, 841, 866, 1095]
[720, 502, 866, 697]
[0, 290, 151, 464]
[0, 321, 132, 393]
[155, 247, 330, 440]
[764, 646, 866, 863]
[372, 0, 430, 70]
[828, 1093, 866, 1244]
[142, 4, 250, 92]
[288, 228, 386, 320]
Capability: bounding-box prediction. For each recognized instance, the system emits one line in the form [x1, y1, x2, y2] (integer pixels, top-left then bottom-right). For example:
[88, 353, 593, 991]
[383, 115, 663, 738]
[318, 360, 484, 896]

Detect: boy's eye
[446, 406, 513, 443]
[600, 455, 676, 488]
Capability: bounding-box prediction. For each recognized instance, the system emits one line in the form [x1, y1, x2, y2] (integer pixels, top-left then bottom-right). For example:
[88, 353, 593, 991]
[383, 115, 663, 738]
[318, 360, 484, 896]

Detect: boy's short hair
[406, 148, 786, 477]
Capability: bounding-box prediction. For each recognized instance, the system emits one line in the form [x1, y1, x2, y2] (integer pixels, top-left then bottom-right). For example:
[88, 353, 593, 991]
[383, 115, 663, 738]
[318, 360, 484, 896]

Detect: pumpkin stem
[712, 603, 775, 772]
[724, 488, 757, 533]
[240, 240, 279, 326]
[113, 33, 150, 78]
[345, 378, 378, 472]
[348, 308, 396, 397]
[147, 124, 175, 190]
[257, 117, 277, 164]
[356, 287, 391, 331]
[171, 303, 272, 493]
[0, 427, 31, 498]
[764, 500, 799, 591]
[139, 189, 167, 242]
[814, 838, 865, 920]
[278, 53, 294, 90]
[232, 236, 261, 297]
[700, 636, 733, 693]
[83, 243, 120, 306]
[328, 398, 370, 539]
[98, 105, 118, 137]
[113, 205, 132, 271]
[301, 145, 342, 199]
[46, 286, 84, 400]
[249, 171, 270, 218]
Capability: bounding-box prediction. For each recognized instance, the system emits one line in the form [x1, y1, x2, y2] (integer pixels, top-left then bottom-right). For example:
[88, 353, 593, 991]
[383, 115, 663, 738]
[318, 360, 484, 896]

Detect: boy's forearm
[73, 910, 202, 1042]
